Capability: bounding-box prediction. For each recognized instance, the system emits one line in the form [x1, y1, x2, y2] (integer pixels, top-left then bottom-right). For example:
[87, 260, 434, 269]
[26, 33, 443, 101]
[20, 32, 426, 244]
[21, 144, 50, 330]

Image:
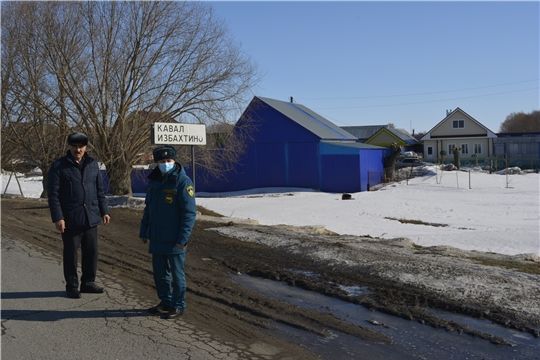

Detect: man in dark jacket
[48, 132, 111, 299]
[139, 146, 196, 320]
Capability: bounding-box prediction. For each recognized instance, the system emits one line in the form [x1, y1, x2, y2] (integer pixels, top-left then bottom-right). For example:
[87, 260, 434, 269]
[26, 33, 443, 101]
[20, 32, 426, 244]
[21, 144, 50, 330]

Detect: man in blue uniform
[139, 146, 197, 319]
[48, 132, 111, 299]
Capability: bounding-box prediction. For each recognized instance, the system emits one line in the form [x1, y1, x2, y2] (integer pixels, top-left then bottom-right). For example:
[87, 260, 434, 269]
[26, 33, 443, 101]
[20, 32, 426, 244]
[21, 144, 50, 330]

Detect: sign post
[152, 122, 207, 191]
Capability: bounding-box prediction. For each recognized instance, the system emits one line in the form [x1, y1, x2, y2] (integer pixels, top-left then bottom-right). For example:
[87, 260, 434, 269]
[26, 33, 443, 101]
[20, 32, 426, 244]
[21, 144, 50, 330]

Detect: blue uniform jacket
[139, 163, 196, 254]
[48, 152, 110, 229]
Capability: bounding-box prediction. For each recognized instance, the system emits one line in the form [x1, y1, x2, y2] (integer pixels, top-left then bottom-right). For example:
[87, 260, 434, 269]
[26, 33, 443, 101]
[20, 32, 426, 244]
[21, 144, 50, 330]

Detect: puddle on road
[232, 274, 539, 360]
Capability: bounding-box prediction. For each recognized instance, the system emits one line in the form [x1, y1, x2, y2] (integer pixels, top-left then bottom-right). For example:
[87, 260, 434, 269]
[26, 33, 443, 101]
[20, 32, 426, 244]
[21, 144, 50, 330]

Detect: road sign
[153, 123, 206, 145]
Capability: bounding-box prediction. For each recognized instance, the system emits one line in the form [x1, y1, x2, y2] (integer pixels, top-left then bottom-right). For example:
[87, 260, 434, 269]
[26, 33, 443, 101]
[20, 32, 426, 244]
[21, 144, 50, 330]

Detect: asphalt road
[0, 234, 288, 360]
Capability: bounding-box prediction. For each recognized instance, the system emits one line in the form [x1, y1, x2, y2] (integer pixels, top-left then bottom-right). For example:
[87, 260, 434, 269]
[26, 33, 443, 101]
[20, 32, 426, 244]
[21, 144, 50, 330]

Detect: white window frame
[448, 143, 456, 153]
[426, 146, 434, 158]
[473, 143, 482, 155]
[452, 119, 465, 129]
[460, 143, 469, 155]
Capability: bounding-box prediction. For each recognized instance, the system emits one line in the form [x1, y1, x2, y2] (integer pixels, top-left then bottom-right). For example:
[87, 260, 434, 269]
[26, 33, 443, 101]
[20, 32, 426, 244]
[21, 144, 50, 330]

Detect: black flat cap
[67, 132, 88, 146]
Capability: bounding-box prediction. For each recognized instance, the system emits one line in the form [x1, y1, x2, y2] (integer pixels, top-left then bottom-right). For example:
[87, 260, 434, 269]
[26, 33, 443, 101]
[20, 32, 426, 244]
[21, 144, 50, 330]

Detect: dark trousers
[152, 252, 187, 310]
[62, 226, 98, 290]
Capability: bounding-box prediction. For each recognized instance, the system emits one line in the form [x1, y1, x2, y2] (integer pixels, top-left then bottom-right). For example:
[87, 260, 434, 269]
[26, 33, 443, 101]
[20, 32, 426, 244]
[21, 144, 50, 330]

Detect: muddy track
[2, 197, 539, 354]
[201, 223, 540, 342]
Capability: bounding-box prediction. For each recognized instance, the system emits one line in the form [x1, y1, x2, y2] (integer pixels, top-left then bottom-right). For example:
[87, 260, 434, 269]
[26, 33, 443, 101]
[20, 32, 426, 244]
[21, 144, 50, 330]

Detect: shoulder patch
[186, 185, 194, 197]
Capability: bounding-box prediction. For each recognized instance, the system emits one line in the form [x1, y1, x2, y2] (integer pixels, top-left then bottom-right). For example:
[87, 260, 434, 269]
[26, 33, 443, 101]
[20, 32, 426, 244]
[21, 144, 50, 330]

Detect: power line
[310, 87, 539, 110]
[296, 79, 539, 101]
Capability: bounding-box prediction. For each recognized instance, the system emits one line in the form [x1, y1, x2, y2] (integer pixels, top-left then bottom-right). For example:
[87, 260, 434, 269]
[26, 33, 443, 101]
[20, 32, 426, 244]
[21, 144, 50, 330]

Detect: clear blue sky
[209, 1, 539, 134]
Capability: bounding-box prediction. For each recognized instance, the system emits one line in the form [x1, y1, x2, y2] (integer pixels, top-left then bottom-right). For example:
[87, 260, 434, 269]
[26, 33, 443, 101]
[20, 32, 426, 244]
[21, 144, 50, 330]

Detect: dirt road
[2, 197, 539, 358]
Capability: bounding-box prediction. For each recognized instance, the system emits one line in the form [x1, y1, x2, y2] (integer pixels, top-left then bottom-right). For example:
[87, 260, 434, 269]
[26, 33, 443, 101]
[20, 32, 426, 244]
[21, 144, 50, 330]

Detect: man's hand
[177, 244, 187, 250]
[55, 220, 65, 233]
[103, 214, 111, 225]
[140, 238, 148, 245]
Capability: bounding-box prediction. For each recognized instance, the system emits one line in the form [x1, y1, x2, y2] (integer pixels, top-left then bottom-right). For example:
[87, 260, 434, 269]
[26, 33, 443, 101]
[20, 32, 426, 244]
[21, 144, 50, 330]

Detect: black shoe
[67, 289, 81, 299]
[161, 308, 184, 319]
[148, 305, 172, 314]
[80, 284, 104, 293]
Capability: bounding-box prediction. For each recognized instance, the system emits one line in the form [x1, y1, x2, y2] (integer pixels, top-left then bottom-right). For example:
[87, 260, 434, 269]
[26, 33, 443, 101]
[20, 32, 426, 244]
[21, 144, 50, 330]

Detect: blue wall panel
[320, 142, 360, 155]
[131, 169, 152, 193]
[320, 154, 361, 193]
[287, 142, 320, 189]
[359, 149, 385, 191]
[256, 143, 287, 188]
[226, 145, 259, 191]
[182, 138, 260, 193]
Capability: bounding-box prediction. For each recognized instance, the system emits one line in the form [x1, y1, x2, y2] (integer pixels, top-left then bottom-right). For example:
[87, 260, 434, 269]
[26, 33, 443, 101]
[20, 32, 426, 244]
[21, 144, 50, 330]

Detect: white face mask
[158, 162, 175, 173]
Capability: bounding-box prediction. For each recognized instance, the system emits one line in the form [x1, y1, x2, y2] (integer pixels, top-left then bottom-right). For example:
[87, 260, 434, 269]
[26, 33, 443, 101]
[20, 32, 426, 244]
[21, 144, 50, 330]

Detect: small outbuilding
[493, 132, 540, 169]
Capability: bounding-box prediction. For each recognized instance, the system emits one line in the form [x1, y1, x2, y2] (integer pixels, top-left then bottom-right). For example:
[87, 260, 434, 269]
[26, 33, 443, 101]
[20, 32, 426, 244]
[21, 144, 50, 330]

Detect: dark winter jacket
[48, 151, 110, 229]
[139, 163, 197, 254]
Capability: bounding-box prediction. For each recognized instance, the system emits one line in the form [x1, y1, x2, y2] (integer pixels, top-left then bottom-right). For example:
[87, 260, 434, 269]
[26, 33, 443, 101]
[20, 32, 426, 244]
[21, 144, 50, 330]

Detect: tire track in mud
[207, 223, 540, 342]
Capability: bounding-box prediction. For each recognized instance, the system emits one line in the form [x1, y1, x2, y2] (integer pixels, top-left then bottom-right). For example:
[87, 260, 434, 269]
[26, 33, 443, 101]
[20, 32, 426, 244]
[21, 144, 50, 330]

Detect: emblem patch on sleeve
[186, 186, 194, 197]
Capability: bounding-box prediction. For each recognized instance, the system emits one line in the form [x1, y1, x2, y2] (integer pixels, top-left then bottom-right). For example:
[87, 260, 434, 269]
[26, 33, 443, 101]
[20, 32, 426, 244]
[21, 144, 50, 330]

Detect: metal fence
[367, 170, 386, 191]
[425, 157, 540, 172]
[430, 168, 539, 190]
[370, 165, 540, 191]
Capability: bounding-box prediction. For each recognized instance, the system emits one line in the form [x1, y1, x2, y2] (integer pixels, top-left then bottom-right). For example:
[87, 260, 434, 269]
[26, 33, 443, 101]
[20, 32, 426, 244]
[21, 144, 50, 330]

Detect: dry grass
[385, 217, 448, 228]
[470, 258, 540, 275]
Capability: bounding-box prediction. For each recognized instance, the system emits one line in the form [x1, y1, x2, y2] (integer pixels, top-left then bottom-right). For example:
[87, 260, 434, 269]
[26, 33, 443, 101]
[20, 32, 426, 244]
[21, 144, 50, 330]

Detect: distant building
[421, 108, 497, 163]
[342, 125, 422, 157]
[341, 125, 389, 143]
[493, 132, 540, 169]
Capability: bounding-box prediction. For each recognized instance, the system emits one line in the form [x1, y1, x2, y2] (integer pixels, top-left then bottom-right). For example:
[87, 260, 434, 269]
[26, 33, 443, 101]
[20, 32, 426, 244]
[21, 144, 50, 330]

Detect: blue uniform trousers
[152, 252, 187, 310]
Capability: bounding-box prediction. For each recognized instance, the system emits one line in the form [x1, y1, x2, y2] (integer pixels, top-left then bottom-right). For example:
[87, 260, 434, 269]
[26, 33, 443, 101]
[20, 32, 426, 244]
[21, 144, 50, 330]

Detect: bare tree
[2, 1, 259, 195]
[0, 12, 19, 172]
[499, 110, 540, 133]
[384, 143, 401, 181]
[1, 2, 70, 197]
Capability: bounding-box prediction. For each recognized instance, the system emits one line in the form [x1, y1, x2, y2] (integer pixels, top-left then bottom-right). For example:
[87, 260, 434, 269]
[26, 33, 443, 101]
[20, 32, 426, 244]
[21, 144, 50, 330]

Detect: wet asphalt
[0, 234, 286, 360]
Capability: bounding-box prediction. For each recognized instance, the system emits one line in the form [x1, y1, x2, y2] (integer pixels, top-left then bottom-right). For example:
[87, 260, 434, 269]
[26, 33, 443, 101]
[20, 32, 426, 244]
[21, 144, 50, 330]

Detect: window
[452, 120, 465, 129]
[448, 144, 456, 153]
[473, 143, 482, 155]
[427, 147, 433, 155]
[460, 143, 469, 155]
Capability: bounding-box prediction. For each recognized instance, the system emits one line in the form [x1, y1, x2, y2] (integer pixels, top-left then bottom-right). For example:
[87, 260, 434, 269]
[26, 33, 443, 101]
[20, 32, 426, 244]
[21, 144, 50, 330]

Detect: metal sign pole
[191, 145, 196, 192]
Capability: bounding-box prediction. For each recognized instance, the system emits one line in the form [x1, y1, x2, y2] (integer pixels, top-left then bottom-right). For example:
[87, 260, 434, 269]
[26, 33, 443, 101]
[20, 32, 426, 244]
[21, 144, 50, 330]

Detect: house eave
[429, 134, 498, 139]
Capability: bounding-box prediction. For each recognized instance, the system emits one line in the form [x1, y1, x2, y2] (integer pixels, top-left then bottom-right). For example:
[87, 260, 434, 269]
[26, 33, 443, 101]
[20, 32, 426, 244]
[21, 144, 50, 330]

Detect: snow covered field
[196, 167, 540, 257]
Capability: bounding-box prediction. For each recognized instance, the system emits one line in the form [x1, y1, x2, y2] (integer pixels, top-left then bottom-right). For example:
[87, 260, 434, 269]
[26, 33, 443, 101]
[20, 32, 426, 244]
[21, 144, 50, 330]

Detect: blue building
[192, 96, 386, 193]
